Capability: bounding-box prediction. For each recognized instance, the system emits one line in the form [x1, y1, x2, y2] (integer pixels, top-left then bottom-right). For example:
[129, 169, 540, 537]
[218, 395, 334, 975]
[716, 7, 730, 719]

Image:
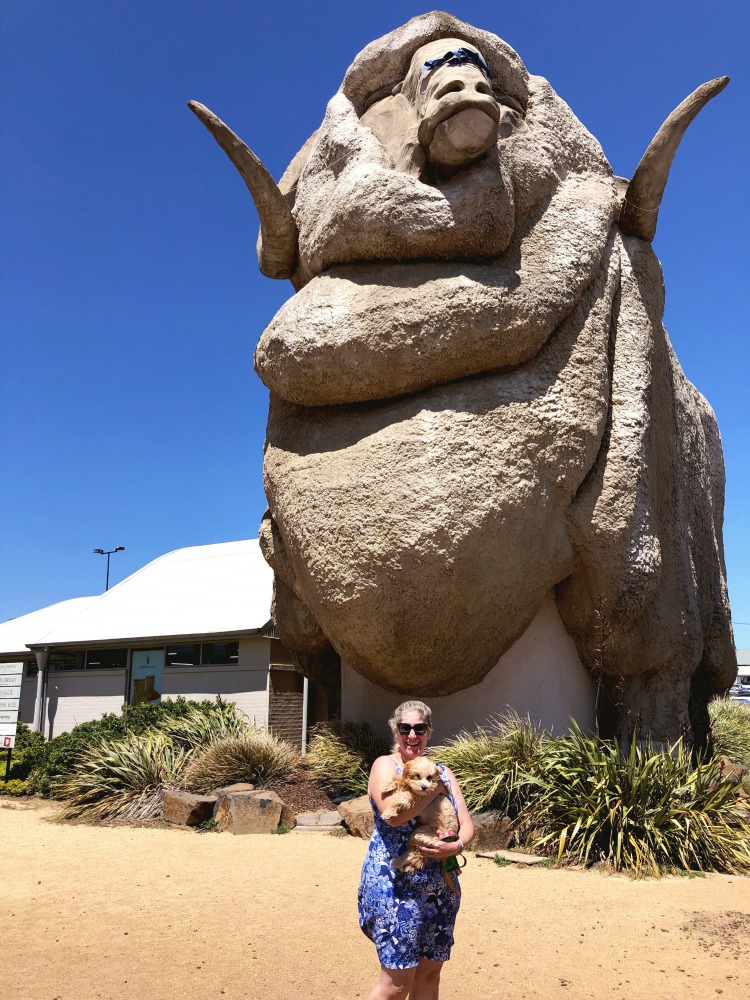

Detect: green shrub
[54, 730, 189, 822]
[182, 729, 300, 793]
[305, 720, 391, 798]
[709, 697, 750, 770]
[0, 723, 46, 794]
[0, 778, 32, 797]
[159, 699, 249, 750]
[431, 710, 548, 814]
[522, 722, 750, 876]
[26, 697, 242, 794]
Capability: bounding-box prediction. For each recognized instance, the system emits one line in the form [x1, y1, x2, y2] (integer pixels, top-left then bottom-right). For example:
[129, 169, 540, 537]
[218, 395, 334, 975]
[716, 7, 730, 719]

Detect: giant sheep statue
[189, 12, 736, 745]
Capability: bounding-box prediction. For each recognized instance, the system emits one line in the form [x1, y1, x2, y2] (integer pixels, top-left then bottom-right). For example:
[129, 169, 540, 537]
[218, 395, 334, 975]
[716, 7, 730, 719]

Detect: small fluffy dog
[381, 757, 460, 875]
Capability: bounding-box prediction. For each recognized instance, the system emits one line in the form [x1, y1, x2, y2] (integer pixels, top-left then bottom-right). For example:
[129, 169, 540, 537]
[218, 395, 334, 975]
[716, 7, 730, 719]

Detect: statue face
[404, 38, 501, 170]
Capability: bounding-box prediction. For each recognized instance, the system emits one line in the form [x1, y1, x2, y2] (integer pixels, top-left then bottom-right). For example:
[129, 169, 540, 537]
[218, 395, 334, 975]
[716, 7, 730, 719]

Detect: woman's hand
[416, 836, 463, 860]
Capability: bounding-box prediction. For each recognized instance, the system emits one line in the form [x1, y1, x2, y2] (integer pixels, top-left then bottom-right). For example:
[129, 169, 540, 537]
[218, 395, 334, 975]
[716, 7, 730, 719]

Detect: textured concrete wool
[192, 12, 736, 743]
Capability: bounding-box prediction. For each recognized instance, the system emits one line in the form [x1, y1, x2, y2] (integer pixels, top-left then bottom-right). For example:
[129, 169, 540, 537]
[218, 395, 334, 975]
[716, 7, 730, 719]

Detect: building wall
[342, 590, 595, 742]
[40, 637, 273, 735]
[268, 666, 304, 746]
[45, 669, 127, 739]
[162, 665, 269, 727]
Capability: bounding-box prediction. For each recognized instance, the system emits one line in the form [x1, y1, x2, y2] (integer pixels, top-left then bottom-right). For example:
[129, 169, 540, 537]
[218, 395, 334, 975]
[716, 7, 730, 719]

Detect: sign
[129, 650, 165, 706]
[0, 662, 24, 750]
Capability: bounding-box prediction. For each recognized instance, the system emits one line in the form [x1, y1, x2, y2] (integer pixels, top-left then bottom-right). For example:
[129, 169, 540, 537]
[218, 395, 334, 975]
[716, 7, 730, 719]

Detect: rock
[162, 789, 217, 827]
[469, 812, 513, 852]
[210, 782, 255, 796]
[214, 790, 296, 834]
[718, 758, 748, 787]
[295, 810, 342, 827]
[255, 791, 296, 831]
[338, 795, 374, 840]
[291, 825, 344, 834]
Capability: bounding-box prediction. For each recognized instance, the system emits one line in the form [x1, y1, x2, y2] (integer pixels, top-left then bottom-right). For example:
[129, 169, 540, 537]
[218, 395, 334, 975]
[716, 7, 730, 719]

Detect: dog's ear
[381, 777, 399, 794]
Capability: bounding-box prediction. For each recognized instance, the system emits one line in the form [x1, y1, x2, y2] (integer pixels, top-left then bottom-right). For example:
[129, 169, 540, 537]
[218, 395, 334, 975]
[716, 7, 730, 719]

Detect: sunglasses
[421, 47, 493, 80]
[396, 723, 430, 736]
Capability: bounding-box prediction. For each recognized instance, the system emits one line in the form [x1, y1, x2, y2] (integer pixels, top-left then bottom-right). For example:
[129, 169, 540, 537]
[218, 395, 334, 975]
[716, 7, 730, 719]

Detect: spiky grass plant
[430, 710, 548, 814]
[181, 729, 300, 793]
[54, 731, 189, 822]
[709, 697, 750, 770]
[305, 720, 391, 798]
[158, 698, 250, 750]
[523, 722, 750, 877]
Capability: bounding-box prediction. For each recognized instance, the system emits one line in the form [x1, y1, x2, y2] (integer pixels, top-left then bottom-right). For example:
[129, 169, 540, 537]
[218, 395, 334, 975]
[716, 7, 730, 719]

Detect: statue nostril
[437, 80, 464, 99]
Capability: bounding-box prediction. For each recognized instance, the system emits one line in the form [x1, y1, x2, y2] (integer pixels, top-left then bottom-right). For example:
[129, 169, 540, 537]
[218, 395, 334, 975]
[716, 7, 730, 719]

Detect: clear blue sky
[2, 1, 749, 647]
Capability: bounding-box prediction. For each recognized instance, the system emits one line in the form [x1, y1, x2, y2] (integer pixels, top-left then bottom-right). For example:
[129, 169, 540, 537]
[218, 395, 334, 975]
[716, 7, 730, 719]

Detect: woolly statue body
[190, 12, 735, 744]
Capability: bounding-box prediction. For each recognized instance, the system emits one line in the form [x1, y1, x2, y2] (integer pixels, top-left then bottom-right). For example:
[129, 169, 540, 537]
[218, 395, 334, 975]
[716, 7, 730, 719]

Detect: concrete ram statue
[189, 12, 736, 744]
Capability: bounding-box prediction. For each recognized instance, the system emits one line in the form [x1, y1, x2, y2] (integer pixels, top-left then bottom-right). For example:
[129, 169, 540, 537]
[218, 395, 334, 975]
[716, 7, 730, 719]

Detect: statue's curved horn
[188, 101, 298, 279]
[619, 77, 729, 242]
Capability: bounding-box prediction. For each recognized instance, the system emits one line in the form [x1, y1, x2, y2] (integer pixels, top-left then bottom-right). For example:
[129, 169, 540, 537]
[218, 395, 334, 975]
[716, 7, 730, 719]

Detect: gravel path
[2, 798, 749, 999]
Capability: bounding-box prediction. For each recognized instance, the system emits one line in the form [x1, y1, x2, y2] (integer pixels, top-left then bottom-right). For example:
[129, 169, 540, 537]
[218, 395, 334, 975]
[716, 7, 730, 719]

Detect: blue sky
[2, 1, 749, 648]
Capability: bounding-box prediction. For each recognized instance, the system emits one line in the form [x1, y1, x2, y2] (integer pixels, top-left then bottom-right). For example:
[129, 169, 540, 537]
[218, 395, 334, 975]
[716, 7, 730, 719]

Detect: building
[3, 540, 743, 746]
[0, 541, 328, 748]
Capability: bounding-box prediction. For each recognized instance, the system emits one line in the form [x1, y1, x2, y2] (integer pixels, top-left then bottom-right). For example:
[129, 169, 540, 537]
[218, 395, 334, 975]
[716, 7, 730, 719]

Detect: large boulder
[469, 811, 513, 852]
[214, 790, 296, 834]
[338, 795, 374, 839]
[162, 789, 217, 827]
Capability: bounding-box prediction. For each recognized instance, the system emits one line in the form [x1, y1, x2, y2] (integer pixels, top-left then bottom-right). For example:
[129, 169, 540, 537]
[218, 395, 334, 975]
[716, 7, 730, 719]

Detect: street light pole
[93, 546, 125, 591]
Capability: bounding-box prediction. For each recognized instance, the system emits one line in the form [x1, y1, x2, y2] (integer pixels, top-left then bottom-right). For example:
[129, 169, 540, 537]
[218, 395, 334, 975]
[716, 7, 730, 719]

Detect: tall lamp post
[93, 546, 125, 591]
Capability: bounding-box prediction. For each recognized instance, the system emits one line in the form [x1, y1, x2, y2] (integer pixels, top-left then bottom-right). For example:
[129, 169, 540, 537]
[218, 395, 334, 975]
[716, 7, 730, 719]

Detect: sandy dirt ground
[2, 798, 749, 1000]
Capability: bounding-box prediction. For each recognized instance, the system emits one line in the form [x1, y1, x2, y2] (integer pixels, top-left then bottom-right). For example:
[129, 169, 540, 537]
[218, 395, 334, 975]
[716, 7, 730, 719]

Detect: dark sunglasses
[421, 47, 493, 80]
[396, 722, 430, 736]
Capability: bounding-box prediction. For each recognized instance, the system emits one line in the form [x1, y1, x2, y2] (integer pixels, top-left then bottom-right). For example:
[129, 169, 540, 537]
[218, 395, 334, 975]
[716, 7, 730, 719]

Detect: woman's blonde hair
[389, 700, 433, 733]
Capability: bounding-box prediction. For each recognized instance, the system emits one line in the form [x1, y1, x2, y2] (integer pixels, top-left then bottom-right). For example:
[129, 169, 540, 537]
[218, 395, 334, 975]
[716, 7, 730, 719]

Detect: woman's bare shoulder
[370, 754, 397, 775]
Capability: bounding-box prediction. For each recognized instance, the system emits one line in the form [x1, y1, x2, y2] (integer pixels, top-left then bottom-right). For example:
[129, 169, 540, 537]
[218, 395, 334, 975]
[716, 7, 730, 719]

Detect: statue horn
[188, 100, 298, 280]
[619, 77, 729, 242]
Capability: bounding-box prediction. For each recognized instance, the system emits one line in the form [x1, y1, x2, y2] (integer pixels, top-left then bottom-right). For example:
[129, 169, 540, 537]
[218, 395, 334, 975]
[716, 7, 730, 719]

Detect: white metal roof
[0, 597, 98, 657]
[737, 649, 750, 669]
[21, 540, 273, 649]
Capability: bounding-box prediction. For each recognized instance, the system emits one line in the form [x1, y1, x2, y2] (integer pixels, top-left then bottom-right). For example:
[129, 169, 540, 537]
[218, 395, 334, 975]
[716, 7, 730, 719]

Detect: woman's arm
[368, 756, 445, 828]
[415, 765, 475, 859]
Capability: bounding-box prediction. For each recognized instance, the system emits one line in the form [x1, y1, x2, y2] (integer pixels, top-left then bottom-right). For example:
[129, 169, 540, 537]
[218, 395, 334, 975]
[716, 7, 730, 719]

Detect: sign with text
[0, 662, 24, 749]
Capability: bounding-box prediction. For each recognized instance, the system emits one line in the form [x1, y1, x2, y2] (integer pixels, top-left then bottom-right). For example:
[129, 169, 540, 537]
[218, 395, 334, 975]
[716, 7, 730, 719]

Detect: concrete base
[341, 591, 595, 741]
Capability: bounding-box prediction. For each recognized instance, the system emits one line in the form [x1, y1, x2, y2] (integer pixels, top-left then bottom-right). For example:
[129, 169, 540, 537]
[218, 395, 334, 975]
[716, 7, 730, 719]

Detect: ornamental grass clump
[181, 728, 300, 793]
[55, 731, 189, 822]
[159, 698, 250, 750]
[523, 722, 750, 877]
[305, 720, 391, 798]
[430, 710, 548, 814]
[709, 697, 750, 770]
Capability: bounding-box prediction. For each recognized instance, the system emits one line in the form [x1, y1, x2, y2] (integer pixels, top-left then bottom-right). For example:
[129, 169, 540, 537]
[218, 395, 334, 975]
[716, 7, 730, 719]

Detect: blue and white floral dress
[357, 760, 461, 969]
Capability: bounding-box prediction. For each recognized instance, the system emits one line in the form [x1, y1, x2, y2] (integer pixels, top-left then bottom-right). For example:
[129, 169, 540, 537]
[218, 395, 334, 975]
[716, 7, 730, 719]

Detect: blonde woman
[358, 701, 474, 1000]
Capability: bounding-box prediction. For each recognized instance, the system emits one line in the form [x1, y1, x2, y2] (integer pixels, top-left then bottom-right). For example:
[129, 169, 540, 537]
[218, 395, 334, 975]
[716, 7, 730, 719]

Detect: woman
[358, 701, 474, 1000]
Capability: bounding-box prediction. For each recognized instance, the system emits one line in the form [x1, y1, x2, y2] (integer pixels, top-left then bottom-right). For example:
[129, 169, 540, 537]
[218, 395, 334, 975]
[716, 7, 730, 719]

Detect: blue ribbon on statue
[421, 47, 493, 80]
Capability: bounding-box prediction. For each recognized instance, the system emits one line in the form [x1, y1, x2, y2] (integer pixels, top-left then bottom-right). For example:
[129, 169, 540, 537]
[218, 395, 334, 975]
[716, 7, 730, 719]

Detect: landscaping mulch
[265, 773, 337, 814]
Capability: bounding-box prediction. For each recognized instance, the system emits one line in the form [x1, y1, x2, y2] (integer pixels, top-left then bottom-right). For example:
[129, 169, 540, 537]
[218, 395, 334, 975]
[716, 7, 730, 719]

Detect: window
[201, 641, 239, 665]
[49, 651, 86, 671]
[166, 644, 200, 667]
[84, 648, 127, 670]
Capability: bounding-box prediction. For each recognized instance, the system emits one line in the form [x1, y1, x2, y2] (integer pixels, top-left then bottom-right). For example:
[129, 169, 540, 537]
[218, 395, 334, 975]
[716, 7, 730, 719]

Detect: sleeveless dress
[357, 760, 462, 969]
